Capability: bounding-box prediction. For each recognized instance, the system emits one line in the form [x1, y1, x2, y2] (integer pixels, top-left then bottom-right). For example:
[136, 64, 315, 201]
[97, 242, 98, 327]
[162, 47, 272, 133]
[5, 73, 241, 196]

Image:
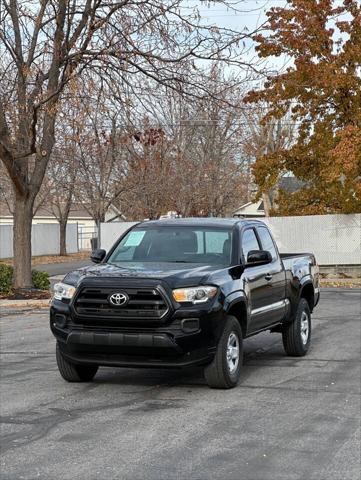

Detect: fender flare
[224, 291, 249, 336]
[298, 278, 316, 312]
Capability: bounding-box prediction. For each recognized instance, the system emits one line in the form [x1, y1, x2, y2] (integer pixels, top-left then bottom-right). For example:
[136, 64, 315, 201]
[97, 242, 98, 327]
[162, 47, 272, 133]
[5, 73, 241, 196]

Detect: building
[233, 199, 265, 218]
[233, 176, 305, 218]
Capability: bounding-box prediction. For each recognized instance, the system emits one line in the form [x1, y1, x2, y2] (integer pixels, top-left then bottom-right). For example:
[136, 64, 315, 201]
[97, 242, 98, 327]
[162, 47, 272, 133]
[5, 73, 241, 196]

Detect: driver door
[241, 228, 279, 333]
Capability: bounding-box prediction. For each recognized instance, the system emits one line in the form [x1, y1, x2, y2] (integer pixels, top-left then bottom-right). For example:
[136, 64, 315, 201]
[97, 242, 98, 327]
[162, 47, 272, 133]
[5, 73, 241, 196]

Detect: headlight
[172, 286, 217, 304]
[53, 282, 76, 301]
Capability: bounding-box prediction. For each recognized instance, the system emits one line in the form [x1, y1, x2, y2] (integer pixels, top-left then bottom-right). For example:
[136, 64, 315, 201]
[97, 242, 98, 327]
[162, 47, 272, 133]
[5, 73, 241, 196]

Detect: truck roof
[137, 217, 266, 228]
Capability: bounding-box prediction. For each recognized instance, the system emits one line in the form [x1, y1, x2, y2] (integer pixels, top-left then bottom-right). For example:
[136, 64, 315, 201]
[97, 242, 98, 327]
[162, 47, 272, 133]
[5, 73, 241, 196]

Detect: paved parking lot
[0, 289, 360, 480]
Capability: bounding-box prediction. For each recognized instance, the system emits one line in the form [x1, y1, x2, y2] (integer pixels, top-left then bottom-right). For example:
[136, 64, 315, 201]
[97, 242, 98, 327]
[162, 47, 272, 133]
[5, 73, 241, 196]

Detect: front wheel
[282, 298, 311, 356]
[56, 343, 98, 382]
[204, 316, 243, 389]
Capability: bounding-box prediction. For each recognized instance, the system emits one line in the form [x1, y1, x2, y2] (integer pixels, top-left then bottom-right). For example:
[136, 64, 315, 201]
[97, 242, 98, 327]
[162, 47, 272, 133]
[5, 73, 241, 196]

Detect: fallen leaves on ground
[0, 250, 91, 266]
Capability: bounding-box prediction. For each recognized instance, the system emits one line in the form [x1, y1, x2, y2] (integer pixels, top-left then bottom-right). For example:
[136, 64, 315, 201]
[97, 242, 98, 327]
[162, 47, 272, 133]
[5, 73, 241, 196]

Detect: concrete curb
[320, 282, 361, 289]
[321, 287, 361, 292]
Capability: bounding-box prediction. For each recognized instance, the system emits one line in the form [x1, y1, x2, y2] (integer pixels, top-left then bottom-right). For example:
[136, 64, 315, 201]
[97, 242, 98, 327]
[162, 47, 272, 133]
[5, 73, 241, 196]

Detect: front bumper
[56, 340, 213, 368]
[50, 296, 226, 369]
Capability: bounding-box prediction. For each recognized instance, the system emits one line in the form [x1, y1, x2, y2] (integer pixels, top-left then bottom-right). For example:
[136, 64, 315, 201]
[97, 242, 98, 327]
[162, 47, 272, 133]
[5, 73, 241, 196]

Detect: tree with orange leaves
[246, 0, 361, 215]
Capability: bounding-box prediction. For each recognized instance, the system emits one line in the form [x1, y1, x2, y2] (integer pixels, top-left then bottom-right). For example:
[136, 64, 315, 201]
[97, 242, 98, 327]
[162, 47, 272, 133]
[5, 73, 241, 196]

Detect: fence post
[97, 220, 101, 249]
[76, 222, 79, 252]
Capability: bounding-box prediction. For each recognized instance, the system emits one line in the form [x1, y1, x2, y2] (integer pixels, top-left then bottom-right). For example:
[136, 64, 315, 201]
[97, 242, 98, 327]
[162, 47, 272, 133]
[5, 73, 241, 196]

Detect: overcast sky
[197, 0, 284, 30]
[194, 0, 351, 82]
[194, 0, 290, 82]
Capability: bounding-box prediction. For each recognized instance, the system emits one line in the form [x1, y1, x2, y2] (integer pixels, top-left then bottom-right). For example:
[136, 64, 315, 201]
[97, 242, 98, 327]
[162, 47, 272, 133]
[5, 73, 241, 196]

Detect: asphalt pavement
[0, 289, 360, 480]
[35, 260, 91, 277]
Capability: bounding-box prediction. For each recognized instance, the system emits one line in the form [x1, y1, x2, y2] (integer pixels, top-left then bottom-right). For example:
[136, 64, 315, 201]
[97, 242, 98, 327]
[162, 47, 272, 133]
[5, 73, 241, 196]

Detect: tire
[204, 316, 243, 389]
[56, 343, 98, 382]
[282, 298, 311, 356]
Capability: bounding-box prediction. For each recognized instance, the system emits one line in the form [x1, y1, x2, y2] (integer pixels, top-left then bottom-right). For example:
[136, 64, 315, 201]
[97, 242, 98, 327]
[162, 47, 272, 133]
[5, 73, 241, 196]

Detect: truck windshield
[107, 226, 233, 266]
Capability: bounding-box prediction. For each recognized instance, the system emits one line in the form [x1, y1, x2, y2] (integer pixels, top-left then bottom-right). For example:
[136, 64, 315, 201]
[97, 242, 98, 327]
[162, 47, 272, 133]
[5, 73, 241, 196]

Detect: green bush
[32, 270, 50, 290]
[0, 264, 13, 294]
[0, 265, 50, 293]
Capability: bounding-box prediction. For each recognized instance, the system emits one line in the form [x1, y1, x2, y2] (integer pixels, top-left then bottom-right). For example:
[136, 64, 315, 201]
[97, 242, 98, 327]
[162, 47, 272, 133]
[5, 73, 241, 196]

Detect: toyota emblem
[109, 292, 129, 306]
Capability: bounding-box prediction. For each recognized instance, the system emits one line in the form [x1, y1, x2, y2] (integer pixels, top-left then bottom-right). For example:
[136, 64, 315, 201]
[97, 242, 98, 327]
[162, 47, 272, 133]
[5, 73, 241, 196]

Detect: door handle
[265, 273, 273, 281]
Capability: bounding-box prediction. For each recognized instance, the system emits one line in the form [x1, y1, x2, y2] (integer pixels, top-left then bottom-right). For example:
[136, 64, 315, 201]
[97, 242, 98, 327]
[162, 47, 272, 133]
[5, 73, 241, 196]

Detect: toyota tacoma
[51, 218, 320, 388]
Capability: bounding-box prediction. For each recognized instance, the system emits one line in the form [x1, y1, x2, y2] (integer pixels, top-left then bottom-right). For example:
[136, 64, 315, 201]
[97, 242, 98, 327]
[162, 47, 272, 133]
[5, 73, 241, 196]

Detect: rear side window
[242, 229, 260, 260]
[257, 227, 277, 261]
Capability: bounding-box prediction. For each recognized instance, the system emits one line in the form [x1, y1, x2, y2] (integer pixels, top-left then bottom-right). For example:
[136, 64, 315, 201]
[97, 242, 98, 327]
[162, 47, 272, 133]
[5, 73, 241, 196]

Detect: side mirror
[90, 249, 106, 264]
[246, 250, 272, 266]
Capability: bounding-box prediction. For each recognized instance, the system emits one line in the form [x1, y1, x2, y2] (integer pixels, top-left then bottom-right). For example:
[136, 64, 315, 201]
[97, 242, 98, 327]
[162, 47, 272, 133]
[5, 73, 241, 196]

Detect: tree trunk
[95, 214, 105, 249]
[59, 219, 67, 256]
[13, 193, 34, 289]
[262, 192, 272, 217]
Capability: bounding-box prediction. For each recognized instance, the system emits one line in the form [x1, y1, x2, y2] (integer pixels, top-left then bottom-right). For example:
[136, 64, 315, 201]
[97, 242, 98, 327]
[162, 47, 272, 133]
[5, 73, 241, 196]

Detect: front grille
[73, 286, 169, 321]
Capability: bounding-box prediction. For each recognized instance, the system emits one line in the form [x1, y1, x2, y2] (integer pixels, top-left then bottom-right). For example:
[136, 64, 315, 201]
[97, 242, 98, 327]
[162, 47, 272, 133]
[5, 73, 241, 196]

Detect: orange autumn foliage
[246, 0, 361, 215]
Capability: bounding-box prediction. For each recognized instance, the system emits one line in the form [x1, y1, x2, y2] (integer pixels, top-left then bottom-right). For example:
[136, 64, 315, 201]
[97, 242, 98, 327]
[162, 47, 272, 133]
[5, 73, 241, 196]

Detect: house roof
[232, 199, 265, 216]
[0, 201, 93, 219]
[36, 206, 93, 218]
[257, 201, 265, 211]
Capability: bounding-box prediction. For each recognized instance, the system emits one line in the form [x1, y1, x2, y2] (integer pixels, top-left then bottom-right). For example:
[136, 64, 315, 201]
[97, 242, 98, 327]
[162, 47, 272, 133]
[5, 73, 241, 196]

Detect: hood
[62, 261, 228, 289]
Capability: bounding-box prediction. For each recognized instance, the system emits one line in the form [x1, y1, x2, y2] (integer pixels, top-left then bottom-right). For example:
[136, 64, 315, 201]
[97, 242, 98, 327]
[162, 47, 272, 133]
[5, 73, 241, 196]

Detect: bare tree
[45, 155, 77, 256]
[0, 0, 263, 289]
[74, 93, 130, 226]
[117, 66, 250, 219]
[0, 162, 51, 219]
[44, 107, 87, 255]
[160, 67, 250, 217]
[120, 123, 176, 220]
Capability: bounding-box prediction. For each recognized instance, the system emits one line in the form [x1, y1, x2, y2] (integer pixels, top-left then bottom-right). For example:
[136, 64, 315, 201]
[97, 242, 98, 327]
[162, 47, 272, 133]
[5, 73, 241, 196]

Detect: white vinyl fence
[264, 214, 361, 265]
[0, 223, 79, 259]
[99, 214, 361, 266]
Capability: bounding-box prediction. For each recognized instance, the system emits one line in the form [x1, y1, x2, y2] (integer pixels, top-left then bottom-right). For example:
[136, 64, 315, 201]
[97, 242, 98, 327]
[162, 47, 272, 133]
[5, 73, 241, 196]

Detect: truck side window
[242, 229, 260, 260]
[205, 231, 231, 254]
[257, 227, 277, 261]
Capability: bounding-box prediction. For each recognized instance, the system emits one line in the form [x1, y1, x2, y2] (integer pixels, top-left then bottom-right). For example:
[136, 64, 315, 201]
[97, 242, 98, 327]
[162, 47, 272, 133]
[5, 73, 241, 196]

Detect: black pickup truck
[51, 218, 320, 388]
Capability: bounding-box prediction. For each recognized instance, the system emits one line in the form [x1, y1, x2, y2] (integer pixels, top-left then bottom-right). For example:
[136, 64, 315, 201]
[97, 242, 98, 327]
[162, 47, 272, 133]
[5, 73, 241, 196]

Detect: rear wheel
[56, 343, 98, 382]
[282, 298, 311, 356]
[204, 316, 243, 389]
